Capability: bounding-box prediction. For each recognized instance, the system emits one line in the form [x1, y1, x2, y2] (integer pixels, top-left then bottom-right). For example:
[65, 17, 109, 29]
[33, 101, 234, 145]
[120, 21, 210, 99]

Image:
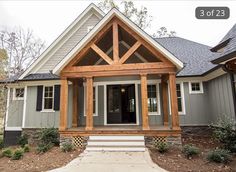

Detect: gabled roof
[156, 37, 218, 76]
[19, 3, 104, 80]
[53, 8, 184, 74]
[211, 24, 236, 64]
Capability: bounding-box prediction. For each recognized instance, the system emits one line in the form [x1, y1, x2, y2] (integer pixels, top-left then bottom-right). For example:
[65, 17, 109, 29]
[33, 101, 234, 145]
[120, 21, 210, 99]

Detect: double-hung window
[43, 86, 54, 110]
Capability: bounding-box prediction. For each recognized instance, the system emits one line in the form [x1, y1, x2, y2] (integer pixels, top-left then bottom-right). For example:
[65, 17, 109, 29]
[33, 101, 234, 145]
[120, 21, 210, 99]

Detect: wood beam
[91, 44, 113, 65]
[140, 74, 149, 130]
[85, 77, 93, 131]
[115, 18, 174, 65]
[169, 73, 180, 130]
[113, 22, 119, 63]
[72, 80, 79, 128]
[59, 78, 68, 131]
[119, 41, 141, 64]
[161, 75, 169, 126]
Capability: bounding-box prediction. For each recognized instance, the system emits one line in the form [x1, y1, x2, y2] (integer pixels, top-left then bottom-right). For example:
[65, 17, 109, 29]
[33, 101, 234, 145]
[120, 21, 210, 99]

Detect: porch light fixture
[121, 88, 125, 93]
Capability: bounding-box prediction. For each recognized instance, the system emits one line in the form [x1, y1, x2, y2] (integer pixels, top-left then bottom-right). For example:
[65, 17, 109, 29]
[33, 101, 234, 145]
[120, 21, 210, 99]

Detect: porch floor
[60, 125, 181, 137]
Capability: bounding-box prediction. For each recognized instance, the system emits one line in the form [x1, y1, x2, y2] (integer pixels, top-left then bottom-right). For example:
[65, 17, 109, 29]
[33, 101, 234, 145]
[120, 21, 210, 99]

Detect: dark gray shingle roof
[155, 37, 218, 76]
[21, 73, 59, 81]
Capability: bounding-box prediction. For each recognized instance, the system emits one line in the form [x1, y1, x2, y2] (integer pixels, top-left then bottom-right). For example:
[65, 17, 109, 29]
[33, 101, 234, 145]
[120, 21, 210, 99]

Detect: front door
[107, 84, 136, 124]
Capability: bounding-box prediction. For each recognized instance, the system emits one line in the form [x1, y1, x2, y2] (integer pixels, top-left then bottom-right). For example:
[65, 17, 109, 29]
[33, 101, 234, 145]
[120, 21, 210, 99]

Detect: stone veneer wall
[22, 128, 41, 145]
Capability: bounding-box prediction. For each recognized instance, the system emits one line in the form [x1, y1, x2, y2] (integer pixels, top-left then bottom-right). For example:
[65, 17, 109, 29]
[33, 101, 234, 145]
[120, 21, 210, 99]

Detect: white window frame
[13, 87, 25, 100]
[41, 85, 55, 112]
[189, 81, 204, 94]
[87, 26, 94, 32]
[168, 82, 186, 115]
[147, 83, 161, 116]
[83, 84, 98, 116]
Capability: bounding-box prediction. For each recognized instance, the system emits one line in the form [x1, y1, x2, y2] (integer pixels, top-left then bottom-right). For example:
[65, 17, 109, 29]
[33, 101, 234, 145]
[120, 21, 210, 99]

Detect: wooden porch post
[85, 76, 93, 130]
[72, 80, 79, 128]
[161, 75, 169, 126]
[59, 78, 68, 131]
[169, 73, 180, 130]
[113, 21, 119, 63]
[140, 74, 149, 130]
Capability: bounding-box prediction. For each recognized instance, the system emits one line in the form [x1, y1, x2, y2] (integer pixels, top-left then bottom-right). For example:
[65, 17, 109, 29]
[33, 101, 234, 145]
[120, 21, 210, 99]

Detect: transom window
[189, 82, 203, 94]
[13, 88, 24, 100]
[43, 86, 54, 110]
[147, 84, 159, 115]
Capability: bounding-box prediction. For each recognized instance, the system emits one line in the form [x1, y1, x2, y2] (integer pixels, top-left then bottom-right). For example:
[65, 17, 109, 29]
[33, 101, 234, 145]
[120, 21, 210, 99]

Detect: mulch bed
[149, 132, 236, 172]
[0, 146, 82, 172]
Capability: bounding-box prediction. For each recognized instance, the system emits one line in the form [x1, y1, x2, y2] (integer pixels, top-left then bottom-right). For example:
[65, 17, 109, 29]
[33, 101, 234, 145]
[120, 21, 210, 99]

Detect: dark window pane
[44, 98, 53, 109]
[177, 98, 182, 112]
[16, 88, 24, 97]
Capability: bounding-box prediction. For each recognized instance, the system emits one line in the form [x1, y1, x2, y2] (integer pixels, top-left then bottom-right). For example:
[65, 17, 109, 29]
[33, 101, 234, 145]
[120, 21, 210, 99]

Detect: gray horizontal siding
[38, 14, 100, 73]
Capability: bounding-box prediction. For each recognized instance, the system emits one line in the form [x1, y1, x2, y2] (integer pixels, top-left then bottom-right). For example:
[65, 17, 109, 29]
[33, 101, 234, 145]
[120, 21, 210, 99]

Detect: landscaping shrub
[0, 137, 3, 149]
[23, 144, 30, 152]
[2, 148, 13, 158]
[61, 142, 74, 152]
[182, 144, 200, 158]
[211, 117, 236, 153]
[36, 143, 53, 154]
[207, 149, 231, 163]
[155, 142, 169, 154]
[11, 149, 23, 160]
[37, 128, 59, 146]
[17, 134, 28, 148]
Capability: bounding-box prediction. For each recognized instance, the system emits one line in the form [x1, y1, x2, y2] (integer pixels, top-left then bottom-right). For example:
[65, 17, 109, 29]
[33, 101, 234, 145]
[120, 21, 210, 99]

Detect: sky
[0, 0, 236, 47]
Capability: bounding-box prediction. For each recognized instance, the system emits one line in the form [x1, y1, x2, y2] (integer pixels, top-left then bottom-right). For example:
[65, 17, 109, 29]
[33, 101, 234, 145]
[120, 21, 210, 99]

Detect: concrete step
[89, 136, 144, 141]
[86, 135, 145, 152]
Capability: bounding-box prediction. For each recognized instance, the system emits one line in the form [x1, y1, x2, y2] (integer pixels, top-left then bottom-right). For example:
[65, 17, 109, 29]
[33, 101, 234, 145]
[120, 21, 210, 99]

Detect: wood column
[169, 73, 180, 130]
[59, 78, 68, 131]
[140, 74, 149, 130]
[85, 76, 93, 131]
[161, 75, 169, 126]
[72, 80, 79, 128]
[113, 22, 119, 63]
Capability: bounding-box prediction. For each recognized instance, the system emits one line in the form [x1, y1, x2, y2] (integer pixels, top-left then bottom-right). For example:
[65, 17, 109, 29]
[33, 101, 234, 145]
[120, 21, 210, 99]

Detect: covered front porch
[58, 15, 182, 137]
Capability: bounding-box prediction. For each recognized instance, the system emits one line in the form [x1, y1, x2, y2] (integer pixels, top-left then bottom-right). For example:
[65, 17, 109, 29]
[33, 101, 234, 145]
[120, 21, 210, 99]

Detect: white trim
[40, 110, 56, 113]
[83, 84, 98, 117]
[42, 85, 54, 111]
[13, 87, 25, 100]
[22, 86, 27, 128]
[4, 88, 10, 128]
[147, 82, 161, 116]
[19, 4, 104, 79]
[104, 82, 139, 126]
[188, 81, 204, 94]
[219, 56, 236, 65]
[168, 82, 186, 115]
[53, 8, 183, 74]
[5, 127, 22, 131]
[87, 25, 94, 32]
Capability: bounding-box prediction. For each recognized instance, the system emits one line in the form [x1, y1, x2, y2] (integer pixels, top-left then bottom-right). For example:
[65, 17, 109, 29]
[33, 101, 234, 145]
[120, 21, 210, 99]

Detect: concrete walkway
[49, 149, 167, 172]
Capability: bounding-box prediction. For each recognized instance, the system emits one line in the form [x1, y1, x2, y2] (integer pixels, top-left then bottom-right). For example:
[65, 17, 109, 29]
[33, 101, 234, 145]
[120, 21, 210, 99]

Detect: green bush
[17, 134, 28, 148]
[155, 142, 169, 154]
[0, 138, 3, 149]
[37, 128, 59, 146]
[2, 148, 13, 158]
[207, 149, 231, 163]
[211, 117, 236, 153]
[23, 144, 30, 153]
[36, 143, 53, 153]
[182, 144, 200, 158]
[11, 149, 23, 160]
[61, 142, 74, 152]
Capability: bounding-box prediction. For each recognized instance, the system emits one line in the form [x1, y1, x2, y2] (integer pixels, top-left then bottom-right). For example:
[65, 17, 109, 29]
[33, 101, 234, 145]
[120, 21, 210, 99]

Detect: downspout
[230, 73, 236, 120]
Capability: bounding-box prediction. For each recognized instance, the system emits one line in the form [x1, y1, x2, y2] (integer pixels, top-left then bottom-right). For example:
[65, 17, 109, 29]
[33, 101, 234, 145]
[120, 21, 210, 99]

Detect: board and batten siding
[37, 14, 101, 73]
[7, 88, 23, 127]
[24, 86, 60, 128]
[207, 73, 236, 124]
